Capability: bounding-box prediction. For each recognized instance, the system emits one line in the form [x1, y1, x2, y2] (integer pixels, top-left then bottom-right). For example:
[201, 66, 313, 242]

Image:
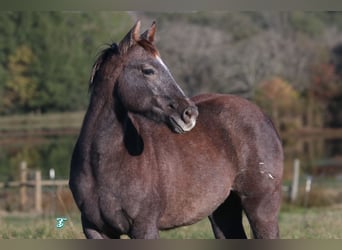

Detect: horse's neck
[79, 90, 121, 144]
[79, 82, 146, 157]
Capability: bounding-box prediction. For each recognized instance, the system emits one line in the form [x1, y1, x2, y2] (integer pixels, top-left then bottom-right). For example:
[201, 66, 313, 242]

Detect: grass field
[1, 205, 342, 239]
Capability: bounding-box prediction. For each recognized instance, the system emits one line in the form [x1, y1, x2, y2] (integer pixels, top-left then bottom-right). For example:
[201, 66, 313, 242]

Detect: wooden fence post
[291, 158, 300, 203]
[20, 161, 27, 211]
[35, 170, 42, 213]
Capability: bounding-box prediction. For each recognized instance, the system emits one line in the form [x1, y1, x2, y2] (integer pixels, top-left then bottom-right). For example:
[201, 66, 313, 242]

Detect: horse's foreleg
[81, 215, 105, 239]
[81, 214, 120, 239]
[130, 224, 160, 239]
[83, 227, 106, 239]
[129, 216, 160, 239]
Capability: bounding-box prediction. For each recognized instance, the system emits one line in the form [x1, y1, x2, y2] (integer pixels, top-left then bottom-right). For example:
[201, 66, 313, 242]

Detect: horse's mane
[89, 43, 120, 93]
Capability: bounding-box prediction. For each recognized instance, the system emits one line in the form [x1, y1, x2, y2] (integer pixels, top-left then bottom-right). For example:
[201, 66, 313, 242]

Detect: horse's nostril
[185, 109, 191, 118]
[182, 107, 197, 123]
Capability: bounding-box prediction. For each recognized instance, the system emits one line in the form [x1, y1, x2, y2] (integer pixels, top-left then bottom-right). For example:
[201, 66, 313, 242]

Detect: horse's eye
[142, 68, 155, 76]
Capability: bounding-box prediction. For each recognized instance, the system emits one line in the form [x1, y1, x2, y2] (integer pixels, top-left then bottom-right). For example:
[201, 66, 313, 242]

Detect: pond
[283, 134, 342, 180]
[0, 133, 78, 182]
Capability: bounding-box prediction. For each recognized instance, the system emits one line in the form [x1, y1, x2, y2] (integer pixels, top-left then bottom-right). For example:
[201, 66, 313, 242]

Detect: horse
[69, 21, 283, 239]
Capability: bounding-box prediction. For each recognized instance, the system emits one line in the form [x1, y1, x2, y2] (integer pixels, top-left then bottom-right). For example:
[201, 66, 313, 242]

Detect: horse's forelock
[88, 39, 159, 93]
[137, 39, 159, 57]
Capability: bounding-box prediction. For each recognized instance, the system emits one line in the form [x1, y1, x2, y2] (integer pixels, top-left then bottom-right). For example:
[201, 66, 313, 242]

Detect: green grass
[1, 205, 342, 239]
[279, 205, 342, 239]
[0, 214, 84, 239]
[160, 219, 215, 239]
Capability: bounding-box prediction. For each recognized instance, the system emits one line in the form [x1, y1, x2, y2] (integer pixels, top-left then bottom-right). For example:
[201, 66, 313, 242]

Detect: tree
[3, 45, 37, 113]
[0, 12, 132, 114]
[327, 43, 342, 127]
[308, 62, 342, 127]
[143, 12, 329, 99]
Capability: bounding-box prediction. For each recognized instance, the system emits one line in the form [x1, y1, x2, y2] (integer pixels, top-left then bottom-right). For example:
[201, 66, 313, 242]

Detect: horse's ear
[140, 21, 156, 43]
[119, 20, 141, 54]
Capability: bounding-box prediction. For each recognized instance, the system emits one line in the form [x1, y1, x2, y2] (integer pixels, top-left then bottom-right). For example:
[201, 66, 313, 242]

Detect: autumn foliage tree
[254, 77, 301, 132]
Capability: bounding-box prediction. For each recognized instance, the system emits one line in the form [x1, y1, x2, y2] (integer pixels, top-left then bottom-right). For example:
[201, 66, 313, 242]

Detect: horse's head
[92, 21, 198, 133]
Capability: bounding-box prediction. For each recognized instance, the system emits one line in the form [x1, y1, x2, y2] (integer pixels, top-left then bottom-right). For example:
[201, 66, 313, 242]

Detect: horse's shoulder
[192, 93, 257, 111]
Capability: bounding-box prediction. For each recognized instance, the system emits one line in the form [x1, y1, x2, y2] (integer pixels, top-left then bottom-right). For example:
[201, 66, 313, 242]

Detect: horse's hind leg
[208, 191, 247, 239]
[241, 187, 282, 239]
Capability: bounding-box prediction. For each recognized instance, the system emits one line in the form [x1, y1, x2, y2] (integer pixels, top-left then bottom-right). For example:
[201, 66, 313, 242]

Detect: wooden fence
[0, 161, 68, 213]
[0, 159, 308, 213]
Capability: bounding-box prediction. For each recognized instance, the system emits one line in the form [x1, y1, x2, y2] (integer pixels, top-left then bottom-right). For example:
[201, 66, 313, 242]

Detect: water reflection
[283, 135, 342, 179]
[0, 134, 78, 182]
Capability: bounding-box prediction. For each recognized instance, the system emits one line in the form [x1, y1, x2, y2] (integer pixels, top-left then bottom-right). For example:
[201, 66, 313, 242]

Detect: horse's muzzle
[169, 105, 198, 134]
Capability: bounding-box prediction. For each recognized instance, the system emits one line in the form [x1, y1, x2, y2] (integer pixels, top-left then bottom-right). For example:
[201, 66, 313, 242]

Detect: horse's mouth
[169, 116, 197, 134]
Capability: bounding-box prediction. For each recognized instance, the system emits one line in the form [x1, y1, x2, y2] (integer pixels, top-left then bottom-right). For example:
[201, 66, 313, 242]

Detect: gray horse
[69, 21, 283, 239]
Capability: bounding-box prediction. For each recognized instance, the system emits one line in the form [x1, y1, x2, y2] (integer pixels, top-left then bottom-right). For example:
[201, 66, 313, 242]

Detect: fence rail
[0, 179, 68, 189]
[1, 159, 327, 213]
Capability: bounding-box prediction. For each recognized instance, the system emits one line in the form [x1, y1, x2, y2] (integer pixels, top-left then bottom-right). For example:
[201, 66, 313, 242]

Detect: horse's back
[191, 93, 283, 180]
[192, 93, 282, 151]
